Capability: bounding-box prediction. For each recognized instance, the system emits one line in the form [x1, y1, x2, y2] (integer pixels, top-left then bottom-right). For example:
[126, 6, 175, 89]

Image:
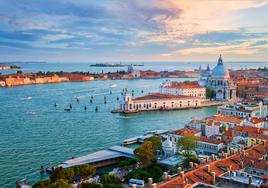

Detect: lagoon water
[0, 61, 266, 187]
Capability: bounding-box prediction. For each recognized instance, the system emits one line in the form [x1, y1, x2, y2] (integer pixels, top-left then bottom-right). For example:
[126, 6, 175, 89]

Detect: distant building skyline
[0, 0, 268, 62]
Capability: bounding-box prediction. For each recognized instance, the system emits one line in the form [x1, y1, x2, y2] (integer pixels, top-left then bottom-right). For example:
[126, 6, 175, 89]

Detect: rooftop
[170, 128, 200, 136]
[205, 115, 243, 124]
[157, 141, 268, 188]
[161, 81, 204, 89]
[133, 93, 199, 101]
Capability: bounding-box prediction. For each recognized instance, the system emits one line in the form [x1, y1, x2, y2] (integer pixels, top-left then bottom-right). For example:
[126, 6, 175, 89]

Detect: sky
[0, 0, 268, 62]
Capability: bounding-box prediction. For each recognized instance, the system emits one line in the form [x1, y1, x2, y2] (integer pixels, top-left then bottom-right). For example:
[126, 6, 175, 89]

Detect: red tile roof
[133, 93, 199, 101]
[205, 115, 243, 124]
[170, 128, 200, 136]
[157, 141, 268, 188]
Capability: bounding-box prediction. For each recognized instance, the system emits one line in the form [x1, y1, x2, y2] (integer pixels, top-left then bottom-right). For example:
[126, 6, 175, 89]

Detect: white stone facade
[160, 81, 206, 98]
[119, 92, 203, 112]
[199, 55, 237, 101]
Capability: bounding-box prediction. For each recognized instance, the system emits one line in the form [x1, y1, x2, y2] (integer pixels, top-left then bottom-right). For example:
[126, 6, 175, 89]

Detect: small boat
[64, 108, 71, 112]
[27, 97, 32, 100]
[95, 106, 98, 112]
[110, 83, 117, 88]
[84, 106, 87, 110]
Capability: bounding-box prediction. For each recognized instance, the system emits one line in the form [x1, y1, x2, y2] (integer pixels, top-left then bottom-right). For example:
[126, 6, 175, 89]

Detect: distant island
[0, 64, 21, 70]
[90, 63, 144, 67]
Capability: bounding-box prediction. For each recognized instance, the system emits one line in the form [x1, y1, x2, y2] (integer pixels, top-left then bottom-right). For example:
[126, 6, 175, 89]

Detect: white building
[217, 102, 268, 118]
[160, 81, 206, 98]
[163, 128, 224, 156]
[118, 92, 203, 113]
[186, 115, 244, 137]
[199, 55, 237, 101]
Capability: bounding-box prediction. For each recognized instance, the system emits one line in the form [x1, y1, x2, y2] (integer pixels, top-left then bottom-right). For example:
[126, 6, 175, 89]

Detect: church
[199, 55, 237, 101]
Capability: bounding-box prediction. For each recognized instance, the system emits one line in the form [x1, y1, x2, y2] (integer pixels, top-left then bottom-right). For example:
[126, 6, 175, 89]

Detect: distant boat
[27, 97, 32, 100]
[110, 83, 117, 88]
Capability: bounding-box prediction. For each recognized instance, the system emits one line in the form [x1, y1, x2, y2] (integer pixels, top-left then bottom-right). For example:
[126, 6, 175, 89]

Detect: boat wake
[26, 111, 36, 115]
[21, 96, 32, 100]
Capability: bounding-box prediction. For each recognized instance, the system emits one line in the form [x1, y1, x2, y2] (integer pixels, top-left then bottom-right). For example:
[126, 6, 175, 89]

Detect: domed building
[200, 55, 236, 101]
[199, 64, 212, 86]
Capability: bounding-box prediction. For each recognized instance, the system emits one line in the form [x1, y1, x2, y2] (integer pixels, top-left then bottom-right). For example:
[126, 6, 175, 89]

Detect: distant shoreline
[0, 70, 199, 87]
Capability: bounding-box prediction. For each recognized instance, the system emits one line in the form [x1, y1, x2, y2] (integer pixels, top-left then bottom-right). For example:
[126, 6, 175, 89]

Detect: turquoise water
[0, 77, 217, 187]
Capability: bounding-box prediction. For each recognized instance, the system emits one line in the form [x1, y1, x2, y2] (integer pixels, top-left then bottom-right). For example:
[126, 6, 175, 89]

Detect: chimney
[228, 165, 232, 171]
[162, 172, 168, 181]
[189, 162, 194, 168]
[242, 149, 246, 156]
[240, 161, 244, 168]
[152, 183, 157, 188]
[181, 171, 185, 183]
[148, 178, 153, 187]
[250, 160, 255, 166]
[194, 163, 198, 168]
[211, 154, 215, 161]
[212, 172, 216, 185]
[248, 175, 253, 185]
[132, 184, 137, 188]
[206, 164, 210, 172]
[224, 153, 228, 159]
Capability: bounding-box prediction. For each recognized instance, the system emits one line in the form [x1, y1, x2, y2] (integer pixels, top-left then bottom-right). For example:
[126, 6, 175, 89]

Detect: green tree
[32, 180, 51, 188]
[176, 136, 198, 167]
[48, 179, 72, 188]
[100, 175, 123, 188]
[206, 87, 216, 99]
[176, 136, 197, 156]
[80, 182, 103, 188]
[50, 167, 74, 183]
[147, 136, 163, 158]
[135, 141, 154, 167]
[73, 164, 96, 178]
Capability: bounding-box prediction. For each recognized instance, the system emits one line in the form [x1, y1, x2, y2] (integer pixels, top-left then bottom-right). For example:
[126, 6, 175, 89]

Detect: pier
[58, 146, 135, 169]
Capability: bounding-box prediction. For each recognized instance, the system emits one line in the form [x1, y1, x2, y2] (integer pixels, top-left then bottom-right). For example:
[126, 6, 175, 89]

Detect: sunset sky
[0, 0, 268, 62]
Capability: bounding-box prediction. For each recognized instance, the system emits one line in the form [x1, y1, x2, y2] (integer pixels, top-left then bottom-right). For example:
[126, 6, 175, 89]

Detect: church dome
[212, 55, 230, 78]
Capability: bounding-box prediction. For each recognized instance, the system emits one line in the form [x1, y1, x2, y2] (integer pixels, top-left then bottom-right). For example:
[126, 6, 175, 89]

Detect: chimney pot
[206, 164, 210, 172]
[163, 172, 168, 181]
[148, 178, 153, 187]
[212, 172, 216, 185]
[189, 162, 194, 168]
